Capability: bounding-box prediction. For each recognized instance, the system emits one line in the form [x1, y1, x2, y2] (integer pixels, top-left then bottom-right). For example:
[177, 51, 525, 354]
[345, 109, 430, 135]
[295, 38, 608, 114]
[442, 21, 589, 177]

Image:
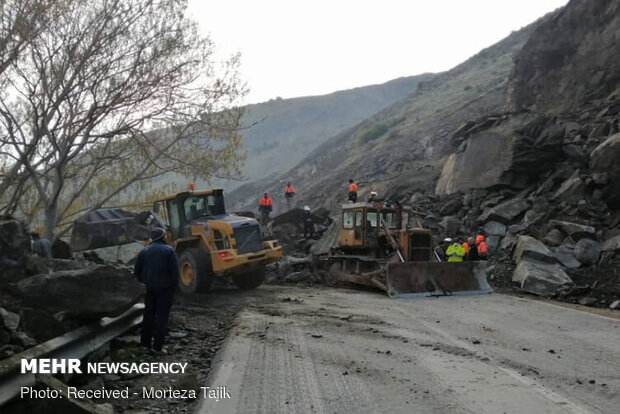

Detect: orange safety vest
[462, 242, 469, 254]
[478, 242, 488, 255]
[285, 185, 295, 194]
[348, 183, 358, 193]
[259, 197, 273, 206]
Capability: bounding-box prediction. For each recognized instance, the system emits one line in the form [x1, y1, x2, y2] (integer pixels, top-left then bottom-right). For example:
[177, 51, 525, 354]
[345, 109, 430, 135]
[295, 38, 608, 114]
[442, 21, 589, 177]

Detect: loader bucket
[386, 261, 492, 298]
[70, 208, 151, 251]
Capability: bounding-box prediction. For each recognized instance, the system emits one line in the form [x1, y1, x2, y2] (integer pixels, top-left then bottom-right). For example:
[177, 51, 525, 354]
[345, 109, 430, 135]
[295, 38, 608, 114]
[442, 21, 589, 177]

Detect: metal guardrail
[0, 304, 144, 406]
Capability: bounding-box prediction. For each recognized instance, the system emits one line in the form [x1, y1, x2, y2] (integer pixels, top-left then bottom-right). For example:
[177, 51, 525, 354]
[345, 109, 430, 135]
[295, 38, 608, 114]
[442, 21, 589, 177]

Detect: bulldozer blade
[386, 261, 492, 298]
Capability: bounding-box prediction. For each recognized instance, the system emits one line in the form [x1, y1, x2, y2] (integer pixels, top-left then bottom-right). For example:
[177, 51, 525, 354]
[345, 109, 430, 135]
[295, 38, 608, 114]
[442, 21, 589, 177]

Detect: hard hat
[370, 191, 378, 196]
[443, 237, 453, 243]
[304, 205, 310, 211]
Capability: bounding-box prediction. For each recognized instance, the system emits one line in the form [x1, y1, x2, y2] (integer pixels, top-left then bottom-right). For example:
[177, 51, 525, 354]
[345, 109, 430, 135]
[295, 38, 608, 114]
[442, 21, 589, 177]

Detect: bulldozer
[325, 201, 492, 298]
[70, 188, 282, 293]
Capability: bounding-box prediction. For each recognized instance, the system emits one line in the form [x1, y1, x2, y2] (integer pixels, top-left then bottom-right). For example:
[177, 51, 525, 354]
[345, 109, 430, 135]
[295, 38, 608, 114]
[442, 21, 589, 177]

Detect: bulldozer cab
[153, 189, 226, 240]
[331, 202, 492, 298]
[338, 202, 403, 249]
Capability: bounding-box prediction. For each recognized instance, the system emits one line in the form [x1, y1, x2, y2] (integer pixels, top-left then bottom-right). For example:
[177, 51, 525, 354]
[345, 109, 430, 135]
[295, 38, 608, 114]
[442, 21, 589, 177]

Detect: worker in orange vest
[476, 234, 488, 260]
[258, 192, 273, 226]
[348, 179, 358, 203]
[284, 182, 295, 211]
[461, 238, 470, 255]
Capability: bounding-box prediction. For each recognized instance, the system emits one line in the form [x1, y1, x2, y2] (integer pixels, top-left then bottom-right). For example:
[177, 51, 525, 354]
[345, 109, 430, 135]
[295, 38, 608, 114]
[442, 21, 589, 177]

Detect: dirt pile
[265, 208, 333, 285]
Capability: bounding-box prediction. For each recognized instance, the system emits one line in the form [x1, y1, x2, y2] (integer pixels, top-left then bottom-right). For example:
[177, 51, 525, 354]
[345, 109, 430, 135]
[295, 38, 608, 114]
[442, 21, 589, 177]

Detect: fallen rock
[499, 234, 517, 251]
[483, 221, 507, 237]
[513, 236, 556, 264]
[543, 228, 565, 247]
[0, 218, 30, 284]
[0, 329, 10, 346]
[602, 235, 620, 252]
[11, 331, 37, 348]
[549, 220, 596, 241]
[439, 198, 462, 216]
[16, 265, 145, 321]
[51, 238, 73, 259]
[554, 241, 581, 269]
[610, 300, 620, 310]
[284, 271, 312, 283]
[19, 308, 67, 343]
[310, 219, 340, 256]
[512, 258, 573, 297]
[574, 239, 601, 265]
[590, 133, 620, 206]
[477, 198, 530, 224]
[486, 235, 501, 253]
[0, 308, 20, 332]
[440, 216, 461, 235]
[553, 176, 586, 202]
[522, 209, 546, 229]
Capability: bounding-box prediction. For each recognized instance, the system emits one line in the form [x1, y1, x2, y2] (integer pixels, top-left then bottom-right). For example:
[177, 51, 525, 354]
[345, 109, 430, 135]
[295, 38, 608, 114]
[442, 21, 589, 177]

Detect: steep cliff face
[436, 0, 620, 198]
[510, 0, 620, 113]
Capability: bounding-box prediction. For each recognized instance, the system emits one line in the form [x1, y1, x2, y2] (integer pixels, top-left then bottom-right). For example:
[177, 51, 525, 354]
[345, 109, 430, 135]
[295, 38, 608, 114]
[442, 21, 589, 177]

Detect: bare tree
[0, 0, 246, 238]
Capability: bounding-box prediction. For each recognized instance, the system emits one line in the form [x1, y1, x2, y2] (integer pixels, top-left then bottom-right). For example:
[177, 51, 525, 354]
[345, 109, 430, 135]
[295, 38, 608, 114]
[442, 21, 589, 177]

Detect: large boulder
[574, 239, 601, 265]
[51, 238, 73, 259]
[513, 236, 556, 264]
[310, 219, 340, 256]
[548, 220, 596, 241]
[16, 265, 145, 321]
[477, 198, 530, 225]
[512, 259, 573, 297]
[0, 218, 31, 284]
[483, 221, 507, 237]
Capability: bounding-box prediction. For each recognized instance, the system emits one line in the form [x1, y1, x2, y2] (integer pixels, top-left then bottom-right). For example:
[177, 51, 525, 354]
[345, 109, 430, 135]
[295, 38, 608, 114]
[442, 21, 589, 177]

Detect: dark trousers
[348, 192, 357, 202]
[141, 288, 174, 351]
[303, 220, 314, 238]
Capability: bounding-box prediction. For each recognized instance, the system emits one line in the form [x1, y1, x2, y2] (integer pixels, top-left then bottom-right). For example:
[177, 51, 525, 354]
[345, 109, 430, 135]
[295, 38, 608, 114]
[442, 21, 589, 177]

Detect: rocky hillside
[230, 0, 620, 307]
[228, 18, 536, 211]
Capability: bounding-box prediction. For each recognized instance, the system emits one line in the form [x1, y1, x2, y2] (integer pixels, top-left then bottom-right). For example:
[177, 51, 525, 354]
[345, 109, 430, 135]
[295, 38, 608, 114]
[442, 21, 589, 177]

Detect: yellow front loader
[71, 188, 282, 293]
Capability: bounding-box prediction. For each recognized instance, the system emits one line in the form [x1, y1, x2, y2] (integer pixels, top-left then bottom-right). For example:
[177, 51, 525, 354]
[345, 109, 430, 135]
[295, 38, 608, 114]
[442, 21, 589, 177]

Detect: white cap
[443, 237, 453, 243]
[304, 205, 310, 211]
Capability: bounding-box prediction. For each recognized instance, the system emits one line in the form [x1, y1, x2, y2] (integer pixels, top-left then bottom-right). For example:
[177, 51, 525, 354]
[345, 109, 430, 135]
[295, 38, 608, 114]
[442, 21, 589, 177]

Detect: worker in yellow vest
[446, 239, 466, 262]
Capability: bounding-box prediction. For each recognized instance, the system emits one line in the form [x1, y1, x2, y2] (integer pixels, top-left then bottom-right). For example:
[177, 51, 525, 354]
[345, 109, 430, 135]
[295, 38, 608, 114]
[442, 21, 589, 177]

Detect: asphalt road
[197, 285, 619, 414]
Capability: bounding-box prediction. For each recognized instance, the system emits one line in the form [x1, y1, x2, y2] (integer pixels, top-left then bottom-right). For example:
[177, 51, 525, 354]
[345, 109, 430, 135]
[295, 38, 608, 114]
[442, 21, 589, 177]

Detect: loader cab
[153, 189, 226, 240]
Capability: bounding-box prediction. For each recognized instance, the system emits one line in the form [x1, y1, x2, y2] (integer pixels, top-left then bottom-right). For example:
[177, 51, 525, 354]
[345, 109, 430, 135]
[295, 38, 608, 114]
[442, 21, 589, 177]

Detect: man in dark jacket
[134, 228, 179, 352]
[302, 205, 314, 238]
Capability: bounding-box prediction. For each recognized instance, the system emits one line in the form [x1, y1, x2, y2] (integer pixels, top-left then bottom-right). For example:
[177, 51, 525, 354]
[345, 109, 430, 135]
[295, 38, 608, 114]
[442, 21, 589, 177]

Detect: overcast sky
[188, 0, 568, 104]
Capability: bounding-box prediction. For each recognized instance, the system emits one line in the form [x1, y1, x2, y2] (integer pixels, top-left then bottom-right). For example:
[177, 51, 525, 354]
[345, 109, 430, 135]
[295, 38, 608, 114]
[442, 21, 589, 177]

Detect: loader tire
[179, 249, 213, 294]
[232, 266, 265, 290]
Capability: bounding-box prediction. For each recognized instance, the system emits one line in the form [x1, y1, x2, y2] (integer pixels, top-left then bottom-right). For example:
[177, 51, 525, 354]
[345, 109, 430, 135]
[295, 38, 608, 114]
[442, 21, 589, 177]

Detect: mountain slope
[223, 75, 432, 191]
[228, 19, 538, 212]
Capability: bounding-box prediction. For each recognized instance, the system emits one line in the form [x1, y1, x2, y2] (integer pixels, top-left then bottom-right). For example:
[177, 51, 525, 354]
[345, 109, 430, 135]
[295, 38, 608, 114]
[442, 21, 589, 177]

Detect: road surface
[197, 285, 619, 414]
